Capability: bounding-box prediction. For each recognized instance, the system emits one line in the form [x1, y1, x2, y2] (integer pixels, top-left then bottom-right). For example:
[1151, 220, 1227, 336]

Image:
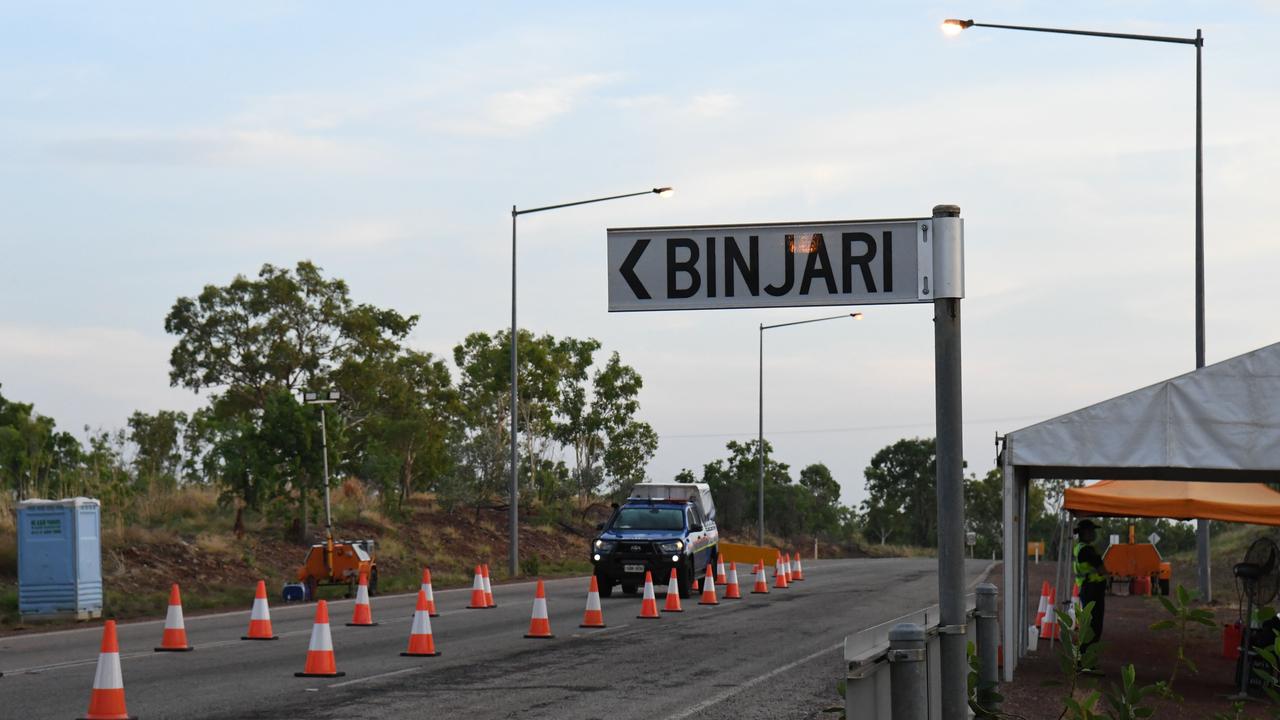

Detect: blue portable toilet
[17, 497, 103, 620]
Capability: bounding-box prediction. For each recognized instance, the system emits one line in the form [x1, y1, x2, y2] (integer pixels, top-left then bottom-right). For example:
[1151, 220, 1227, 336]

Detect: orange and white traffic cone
[663, 568, 684, 613]
[1033, 580, 1051, 628]
[783, 553, 795, 583]
[420, 567, 439, 617]
[483, 563, 497, 608]
[637, 571, 661, 619]
[467, 565, 488, 608]
[347, 572, 377, 626]
[723, 563, 742, 599]
[698, 563, 719, 606]
[81, 620, 137, 720]
[1071, 584, 1082, 626]
[155, 583, 194, 651]
[792, 551, 806, 581]
[580, 575, 606, 628]
[242, 579, 277, 640]
[524, 579, 554, 638]
[751, 561, 770, 594]
[1040, 587, 1061, 640]
[715, 556, 727, 585]
[773, 555, 789, 589]
[401, 590, 440, 657]
[295, 600, 344, 677]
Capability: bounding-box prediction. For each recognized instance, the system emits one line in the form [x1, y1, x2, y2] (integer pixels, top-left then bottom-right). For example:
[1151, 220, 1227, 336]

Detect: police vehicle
[590, 482, 718, 598]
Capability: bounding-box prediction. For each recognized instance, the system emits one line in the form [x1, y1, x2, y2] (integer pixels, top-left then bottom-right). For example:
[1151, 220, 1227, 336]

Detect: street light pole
[509, 187, 673, 578]
[303, 390, 340, 574]
[943, 17, 1214, 601]
[757, 312, 863, 546]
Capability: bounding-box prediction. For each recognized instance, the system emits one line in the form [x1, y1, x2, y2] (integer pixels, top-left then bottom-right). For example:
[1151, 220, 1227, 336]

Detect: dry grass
[194, 532, 233, 556]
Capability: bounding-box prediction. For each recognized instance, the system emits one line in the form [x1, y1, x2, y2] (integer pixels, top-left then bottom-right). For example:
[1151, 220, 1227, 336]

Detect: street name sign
[607, 217, 961, 312]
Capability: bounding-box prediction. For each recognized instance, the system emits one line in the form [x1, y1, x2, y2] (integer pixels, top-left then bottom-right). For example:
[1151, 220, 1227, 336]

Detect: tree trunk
[297, 473, 308, 544]
[233, 504, 245, 537]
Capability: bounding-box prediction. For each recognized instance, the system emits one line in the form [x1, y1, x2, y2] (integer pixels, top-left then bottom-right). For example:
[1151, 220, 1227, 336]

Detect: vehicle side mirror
[596, 522, 604, 530]
[690, 524, 703, 532]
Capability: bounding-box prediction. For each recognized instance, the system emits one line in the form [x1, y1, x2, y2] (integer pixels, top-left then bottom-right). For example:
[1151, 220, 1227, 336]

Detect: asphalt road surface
[3, 558, 992, 719]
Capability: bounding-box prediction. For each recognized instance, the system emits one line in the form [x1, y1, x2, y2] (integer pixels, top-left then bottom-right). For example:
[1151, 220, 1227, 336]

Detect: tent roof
[1064, 480, 1280, 526]
[1006, 341, 1280, 481]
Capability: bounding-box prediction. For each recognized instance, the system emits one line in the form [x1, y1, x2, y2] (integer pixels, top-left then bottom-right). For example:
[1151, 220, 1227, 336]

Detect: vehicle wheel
[621, 583, 637, 596]
[678, 560, 693, 599]
[304, 575, 318, 602]
[597, 575, 614, 598]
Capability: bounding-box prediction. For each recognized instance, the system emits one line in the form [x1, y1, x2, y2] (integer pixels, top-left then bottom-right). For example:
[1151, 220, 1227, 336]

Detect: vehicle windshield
[611, 507, 685, 531]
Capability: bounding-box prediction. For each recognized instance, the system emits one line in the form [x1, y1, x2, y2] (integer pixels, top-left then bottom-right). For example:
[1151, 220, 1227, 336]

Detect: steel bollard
[975, 583, 1000, 713]
[889, 623, 928, 720]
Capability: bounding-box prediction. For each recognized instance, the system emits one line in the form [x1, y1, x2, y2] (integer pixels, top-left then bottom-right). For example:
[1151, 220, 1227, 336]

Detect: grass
[1169, 522, 1280, 606]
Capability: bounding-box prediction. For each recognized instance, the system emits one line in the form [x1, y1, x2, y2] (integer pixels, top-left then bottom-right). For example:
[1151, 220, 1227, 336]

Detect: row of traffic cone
[78, 555, 808, 718]
[1033, 580, 1074, 640]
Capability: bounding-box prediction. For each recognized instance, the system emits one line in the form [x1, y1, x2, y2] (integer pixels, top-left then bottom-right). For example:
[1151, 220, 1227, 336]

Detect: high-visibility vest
[1074, 542, 1106, 585]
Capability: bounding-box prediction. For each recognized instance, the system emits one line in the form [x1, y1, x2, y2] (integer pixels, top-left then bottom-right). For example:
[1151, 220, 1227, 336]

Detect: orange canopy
[1064, 480, 1280, 526]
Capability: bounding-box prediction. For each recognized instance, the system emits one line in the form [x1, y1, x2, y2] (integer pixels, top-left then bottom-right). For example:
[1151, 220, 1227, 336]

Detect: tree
[861, 438, 939, 547]
[127, 410, 188, 492]
[337, 350, 460, 510]
[165, 261, 417, 539]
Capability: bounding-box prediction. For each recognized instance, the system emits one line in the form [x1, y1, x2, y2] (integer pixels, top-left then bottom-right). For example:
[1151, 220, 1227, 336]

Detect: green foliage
[1148, 584, 1215, 698]
[687, 440, 853, 539]
[860, 438, 938, 546]
[967, 641, 1005, 718]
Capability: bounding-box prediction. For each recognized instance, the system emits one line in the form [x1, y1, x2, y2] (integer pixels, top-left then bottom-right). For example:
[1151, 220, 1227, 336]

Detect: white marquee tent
[999, 341, 1280, 681]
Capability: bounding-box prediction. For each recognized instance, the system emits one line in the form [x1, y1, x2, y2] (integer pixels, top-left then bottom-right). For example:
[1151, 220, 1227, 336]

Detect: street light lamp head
[850, 312, 864, 320]
[654, 187, 675, 198]
[941, 18, 974, 35]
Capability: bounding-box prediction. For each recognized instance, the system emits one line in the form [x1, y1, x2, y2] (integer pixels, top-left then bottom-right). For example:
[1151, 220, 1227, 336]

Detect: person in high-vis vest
[1074, 519, 1107, 660]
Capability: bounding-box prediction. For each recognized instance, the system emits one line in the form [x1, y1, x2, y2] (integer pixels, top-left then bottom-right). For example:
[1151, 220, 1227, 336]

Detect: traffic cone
[420, 567, 439, 617]
[1033, 581, 1051, 627]
[295, 600, 345, 677]
[467, 565, 487, 608]
[155, 583, 194, 651]
[637, 571, 661, 619]
[524, 579, 554, 638]
[751, 561, 770, 594]
[698, 563, 719, 605]
[1040, 588, 1061, 640]
[242, 580, 278, 640]
[483, 563, 496, 608]
[1070, 584, 1082, 627]
[580, 575, 606, 628]
[715, 556, 727, 585]
[663, 568, 684, 612]
[401, 590, 440, 657]
[773, 555, 789, 589]
[346, 572, 377, 626]
[723, 563, 742, 599]
[793, 552, 806, 581]
[783, 553, 794, 583]
[80, 620, 136, 720]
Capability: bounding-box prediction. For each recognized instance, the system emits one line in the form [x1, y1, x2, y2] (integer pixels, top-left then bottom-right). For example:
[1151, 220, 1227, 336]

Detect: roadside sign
[607, 218, 952, 312]
[1148, 532, 1161, 545]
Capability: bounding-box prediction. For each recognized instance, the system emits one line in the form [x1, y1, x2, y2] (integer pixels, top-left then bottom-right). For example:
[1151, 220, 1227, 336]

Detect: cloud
[435, 73, 614, 136]
[0, 324, 203, 433]
[44, 129, 382, 170]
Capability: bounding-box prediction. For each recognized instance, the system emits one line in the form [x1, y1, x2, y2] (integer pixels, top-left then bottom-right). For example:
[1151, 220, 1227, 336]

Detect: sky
[2, 1, 1279, 508]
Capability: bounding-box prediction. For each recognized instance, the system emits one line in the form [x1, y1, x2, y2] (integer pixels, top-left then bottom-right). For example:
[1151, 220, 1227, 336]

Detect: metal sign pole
[930, 205, 967, 720]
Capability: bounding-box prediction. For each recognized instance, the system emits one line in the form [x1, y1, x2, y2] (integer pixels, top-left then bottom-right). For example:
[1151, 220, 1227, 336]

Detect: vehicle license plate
[624, 564, 645, 574]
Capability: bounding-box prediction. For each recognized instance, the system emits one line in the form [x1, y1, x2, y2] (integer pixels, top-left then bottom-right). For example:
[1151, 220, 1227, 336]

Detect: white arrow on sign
[607, 217, 955, 312]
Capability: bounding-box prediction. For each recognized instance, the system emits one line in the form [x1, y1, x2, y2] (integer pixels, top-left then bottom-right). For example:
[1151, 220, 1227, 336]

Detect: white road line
[663, 642, 843, 720]
[326, 665, 422, 689]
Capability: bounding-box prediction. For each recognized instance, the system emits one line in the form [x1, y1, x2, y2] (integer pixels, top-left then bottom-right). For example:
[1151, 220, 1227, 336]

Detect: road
[2, 558, 992, 719]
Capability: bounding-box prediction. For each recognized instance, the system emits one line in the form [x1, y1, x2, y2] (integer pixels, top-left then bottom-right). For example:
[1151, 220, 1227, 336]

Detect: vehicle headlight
[658, 541, 683, 554]
[594, 540, 616, 553]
